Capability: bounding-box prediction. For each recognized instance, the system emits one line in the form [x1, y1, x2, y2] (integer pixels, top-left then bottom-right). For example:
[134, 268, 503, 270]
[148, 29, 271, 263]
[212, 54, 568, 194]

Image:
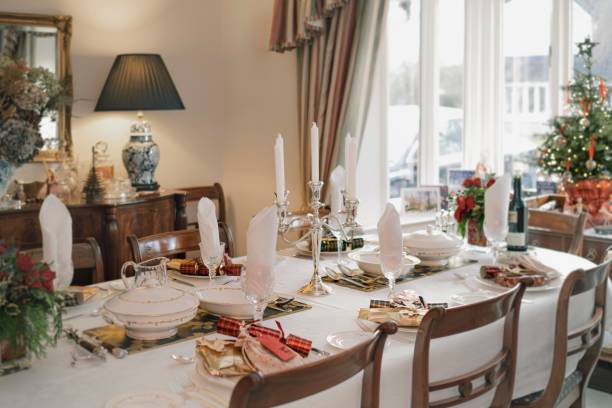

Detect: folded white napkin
[198, 197, 221, 257]
[484, 174, 511, 242]
[39, 194, 73, 290]
[245, 206, 279, 298]
[329, 165, 346, 227]
[499, 252, 560, 279]
[377, 203, 403, 268]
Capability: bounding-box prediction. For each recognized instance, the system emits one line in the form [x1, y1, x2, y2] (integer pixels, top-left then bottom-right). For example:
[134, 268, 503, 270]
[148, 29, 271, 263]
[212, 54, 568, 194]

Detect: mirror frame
[0, 12, 73, 162]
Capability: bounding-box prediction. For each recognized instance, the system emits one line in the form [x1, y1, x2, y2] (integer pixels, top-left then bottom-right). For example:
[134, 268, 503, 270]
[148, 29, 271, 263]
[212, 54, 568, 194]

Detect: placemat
[323, 257, 477, 292]
[83, 297, 311, 355]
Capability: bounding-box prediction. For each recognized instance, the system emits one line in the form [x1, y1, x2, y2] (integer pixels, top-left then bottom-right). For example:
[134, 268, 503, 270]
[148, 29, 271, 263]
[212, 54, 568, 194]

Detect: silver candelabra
[274, 181, 361, 296]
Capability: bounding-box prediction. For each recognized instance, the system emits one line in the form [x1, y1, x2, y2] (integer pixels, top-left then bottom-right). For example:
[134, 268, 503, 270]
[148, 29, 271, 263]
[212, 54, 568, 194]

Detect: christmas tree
[82, 147, 104, 202]
[538, 38, 612, 182]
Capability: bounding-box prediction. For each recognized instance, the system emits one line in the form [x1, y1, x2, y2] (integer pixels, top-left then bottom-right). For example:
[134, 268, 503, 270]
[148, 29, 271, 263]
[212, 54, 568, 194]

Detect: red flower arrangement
[452, 176, 496, 239]
[0, 243, 64, 361]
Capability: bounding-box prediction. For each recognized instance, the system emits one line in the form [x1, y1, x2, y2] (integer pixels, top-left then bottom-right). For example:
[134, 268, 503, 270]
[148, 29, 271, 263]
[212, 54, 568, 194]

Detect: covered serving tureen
[403, 225, 464, 266]
[102, 286, 199, 340]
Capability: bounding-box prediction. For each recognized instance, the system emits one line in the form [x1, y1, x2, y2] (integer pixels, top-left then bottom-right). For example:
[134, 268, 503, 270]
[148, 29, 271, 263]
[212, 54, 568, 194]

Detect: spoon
[171, 354, 195, 364]
[325, 267, 368, 288]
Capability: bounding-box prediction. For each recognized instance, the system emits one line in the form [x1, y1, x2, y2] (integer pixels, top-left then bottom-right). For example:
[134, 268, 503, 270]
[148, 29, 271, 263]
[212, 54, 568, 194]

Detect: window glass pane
[573, 1, 612, 80]
[438, 0, 464, 185]
[388, 0, 420, 198]
[503, 0, 552, 190]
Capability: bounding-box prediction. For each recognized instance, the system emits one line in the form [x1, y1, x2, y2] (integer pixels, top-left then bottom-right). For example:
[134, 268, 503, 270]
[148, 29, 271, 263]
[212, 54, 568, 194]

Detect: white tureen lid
[404, 225, 463, 250]
[104, 286, 199, 317]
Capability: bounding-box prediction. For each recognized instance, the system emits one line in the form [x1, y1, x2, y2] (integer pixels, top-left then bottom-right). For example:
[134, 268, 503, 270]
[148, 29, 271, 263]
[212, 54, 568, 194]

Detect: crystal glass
[484, 219, 508, 264]
[380, 253, 403, 298]
[200, 242, 225, 281]
[240, 266, 274, 322]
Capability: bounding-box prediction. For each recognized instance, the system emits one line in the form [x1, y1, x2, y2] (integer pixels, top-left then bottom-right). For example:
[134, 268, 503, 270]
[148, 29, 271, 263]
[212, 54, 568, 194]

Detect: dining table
[1, 246, 611, 408]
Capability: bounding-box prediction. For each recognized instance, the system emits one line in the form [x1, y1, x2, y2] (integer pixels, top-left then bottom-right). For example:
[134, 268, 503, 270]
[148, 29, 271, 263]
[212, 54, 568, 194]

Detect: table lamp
[95, 54, 184, 191]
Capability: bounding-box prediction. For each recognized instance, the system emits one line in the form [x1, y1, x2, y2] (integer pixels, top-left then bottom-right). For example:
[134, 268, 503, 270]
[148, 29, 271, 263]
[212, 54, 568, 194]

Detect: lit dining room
[0, 0, 611, 407]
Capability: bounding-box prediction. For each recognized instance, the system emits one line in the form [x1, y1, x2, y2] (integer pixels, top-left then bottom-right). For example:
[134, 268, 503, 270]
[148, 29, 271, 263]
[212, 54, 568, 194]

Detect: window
[572, 0, 612, 79]
[358, 0, 600, 223]
[387, 0, 420, 198]
[503, 0, 553, 190]
[386, 0, 464, 198]
[437, 0, 465, 185]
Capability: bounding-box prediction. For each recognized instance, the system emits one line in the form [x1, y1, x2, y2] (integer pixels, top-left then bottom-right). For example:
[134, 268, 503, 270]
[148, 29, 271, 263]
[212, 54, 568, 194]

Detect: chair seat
[512, 370, 583, 406]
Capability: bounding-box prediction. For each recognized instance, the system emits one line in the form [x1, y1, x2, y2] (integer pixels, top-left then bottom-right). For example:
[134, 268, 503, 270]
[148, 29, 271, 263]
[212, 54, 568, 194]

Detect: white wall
[3, 0, 300, 255]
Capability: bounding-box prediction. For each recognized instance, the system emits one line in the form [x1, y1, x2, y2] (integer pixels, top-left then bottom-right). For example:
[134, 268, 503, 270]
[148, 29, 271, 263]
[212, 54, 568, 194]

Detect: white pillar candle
[311, 122, 319, 182]
[274, 133, 285, 199]
[345, 134, 357, 200]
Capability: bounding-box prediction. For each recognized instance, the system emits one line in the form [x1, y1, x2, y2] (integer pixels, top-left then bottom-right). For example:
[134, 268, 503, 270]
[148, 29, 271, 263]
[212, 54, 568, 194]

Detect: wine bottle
[507, 174, 528, 251]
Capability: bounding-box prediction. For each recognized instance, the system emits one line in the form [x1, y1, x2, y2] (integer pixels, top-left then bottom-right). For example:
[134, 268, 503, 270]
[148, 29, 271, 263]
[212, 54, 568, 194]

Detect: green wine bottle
[507, 174, 528, 251]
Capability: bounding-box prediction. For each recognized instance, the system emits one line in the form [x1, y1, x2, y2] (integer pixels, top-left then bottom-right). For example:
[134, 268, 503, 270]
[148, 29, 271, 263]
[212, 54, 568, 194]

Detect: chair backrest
[527, 256, 612, 407]
[128, 227, 234, 262]
[229, 322, 397, 408]
[22, 237, 105, 284]
[179, 183, 227, 225]
[412, 283, 526, 408]
[527, 210, 586, 255]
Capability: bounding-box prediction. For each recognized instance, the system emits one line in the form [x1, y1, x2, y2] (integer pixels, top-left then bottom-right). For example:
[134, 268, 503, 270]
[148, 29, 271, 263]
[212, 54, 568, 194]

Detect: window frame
[383, 0, 574, 191]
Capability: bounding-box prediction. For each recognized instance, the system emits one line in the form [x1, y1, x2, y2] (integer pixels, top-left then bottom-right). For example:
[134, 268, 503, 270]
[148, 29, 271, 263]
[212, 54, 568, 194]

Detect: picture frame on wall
[400, 187, 440, 214]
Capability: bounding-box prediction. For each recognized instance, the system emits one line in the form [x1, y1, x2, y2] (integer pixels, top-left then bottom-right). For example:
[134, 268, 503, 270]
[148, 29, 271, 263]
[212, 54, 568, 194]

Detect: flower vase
[0, 335, 31, 376]
[467, 218, 487, 246]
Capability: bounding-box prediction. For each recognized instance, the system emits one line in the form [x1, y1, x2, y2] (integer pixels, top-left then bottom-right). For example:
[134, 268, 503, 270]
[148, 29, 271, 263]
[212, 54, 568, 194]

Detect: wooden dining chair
[177, 183, 235, 255]
[229, 321, 398, 408]
[21, 237, 105, 284]
[128, 227, 234, 263]
[412, 283, 526, 408]
[526, 210, 587, 255]
[511, 256, 611, 408]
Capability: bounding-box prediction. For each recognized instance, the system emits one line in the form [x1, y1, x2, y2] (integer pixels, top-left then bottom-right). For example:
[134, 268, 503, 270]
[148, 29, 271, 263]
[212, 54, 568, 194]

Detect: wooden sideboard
[0, 190, 186, 281]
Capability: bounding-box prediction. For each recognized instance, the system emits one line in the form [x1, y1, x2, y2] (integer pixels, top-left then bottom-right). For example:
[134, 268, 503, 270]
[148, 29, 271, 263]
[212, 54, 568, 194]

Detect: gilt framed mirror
[0, 12, 73, 161]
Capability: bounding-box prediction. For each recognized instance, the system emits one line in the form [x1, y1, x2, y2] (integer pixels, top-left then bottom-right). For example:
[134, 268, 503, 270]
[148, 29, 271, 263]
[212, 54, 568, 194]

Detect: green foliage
[0, 244, 64, 358]
[539, 38, 612, 180]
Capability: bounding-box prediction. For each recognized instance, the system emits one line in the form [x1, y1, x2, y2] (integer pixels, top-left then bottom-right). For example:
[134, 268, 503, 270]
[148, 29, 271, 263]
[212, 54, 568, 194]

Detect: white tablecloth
[1, 248, 610, 408]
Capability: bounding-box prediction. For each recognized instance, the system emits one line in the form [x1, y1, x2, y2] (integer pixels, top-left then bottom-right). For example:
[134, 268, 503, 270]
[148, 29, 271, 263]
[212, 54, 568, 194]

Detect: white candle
[311, 122, 319, 182]
[274, 133, 285, 199]
[345, 134, 357, 200]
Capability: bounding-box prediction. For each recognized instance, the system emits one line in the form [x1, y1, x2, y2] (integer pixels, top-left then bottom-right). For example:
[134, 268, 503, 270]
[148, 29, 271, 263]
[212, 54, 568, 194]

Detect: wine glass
[484, 219, 508, 264]
[200, 242, 225, 281]
[380, 253, 403, 298]
[240, 265, 275, 322]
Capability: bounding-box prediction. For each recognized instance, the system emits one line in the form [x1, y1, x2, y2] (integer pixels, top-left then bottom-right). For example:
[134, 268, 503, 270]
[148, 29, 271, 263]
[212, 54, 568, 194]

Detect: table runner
[83, 298, 310, 355]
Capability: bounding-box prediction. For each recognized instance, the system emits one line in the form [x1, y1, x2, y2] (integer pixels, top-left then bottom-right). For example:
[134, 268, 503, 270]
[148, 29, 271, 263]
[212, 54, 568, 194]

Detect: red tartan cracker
[223, 263, 243, 276]
[285, 334, 312, 356]
[179, 261, 198, 275]
[216, 316, 311, 356]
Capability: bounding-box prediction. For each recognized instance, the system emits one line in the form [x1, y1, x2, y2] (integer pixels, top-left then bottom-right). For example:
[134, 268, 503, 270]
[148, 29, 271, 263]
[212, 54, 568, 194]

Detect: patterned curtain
[269, 0, 387, 203]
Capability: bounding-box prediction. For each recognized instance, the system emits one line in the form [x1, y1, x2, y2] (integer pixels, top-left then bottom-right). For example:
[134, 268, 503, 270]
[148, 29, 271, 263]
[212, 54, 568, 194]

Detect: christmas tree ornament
[579, 117, 590, 127]
[553, 134, 567, 148]
[599, 78, 608, 100]
[586, 159, 597, 170]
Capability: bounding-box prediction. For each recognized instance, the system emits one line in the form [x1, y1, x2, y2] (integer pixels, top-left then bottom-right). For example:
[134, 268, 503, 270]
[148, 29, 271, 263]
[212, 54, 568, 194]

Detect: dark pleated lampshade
[95, 54, 185, 111]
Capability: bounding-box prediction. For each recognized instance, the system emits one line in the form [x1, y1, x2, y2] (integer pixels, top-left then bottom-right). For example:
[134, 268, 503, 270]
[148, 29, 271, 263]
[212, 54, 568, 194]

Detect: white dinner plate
[326, 331, 375, 350]
[347, 251, 421, 276]
[105, 391, 183, 408]
[196, 286, 254, 319]
[449, 291, 495, 306]
[474, 275, 561, 292]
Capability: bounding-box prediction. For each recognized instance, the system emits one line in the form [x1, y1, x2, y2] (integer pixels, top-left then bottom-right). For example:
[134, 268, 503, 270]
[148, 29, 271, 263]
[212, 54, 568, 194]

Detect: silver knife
[170, 277, 197, 288]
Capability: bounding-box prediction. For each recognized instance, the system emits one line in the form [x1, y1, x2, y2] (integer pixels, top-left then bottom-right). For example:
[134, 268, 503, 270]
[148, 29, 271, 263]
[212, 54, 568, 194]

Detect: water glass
[240, 266, 275, 322]
[484, 219, 508, 264]
[380, 253, 403, 298]
[200, 242, 225, 281]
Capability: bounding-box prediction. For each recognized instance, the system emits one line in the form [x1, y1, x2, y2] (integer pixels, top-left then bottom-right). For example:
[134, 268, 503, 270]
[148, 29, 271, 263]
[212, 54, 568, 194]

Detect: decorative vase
[0, 335, 31, 376]
[467, 218, 487, 246]
[122, 118, 160, 192]
[563, 178, 611, 216]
